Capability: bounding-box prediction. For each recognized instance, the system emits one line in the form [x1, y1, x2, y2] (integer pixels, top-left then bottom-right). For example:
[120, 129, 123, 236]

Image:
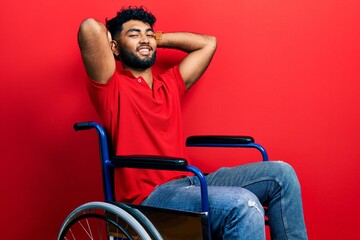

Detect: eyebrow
[126, 28, 154, 34]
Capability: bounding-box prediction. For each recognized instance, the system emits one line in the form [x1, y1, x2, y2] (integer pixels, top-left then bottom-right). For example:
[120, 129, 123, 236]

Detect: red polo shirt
[86, 65, 190, 204]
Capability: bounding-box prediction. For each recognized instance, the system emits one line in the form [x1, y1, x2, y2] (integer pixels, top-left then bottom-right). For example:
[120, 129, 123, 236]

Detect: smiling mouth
[138, 48, 150, 55]
[135, 43, 155, 57]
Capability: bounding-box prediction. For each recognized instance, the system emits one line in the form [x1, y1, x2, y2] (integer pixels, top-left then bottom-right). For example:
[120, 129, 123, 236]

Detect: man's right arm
[78, 18, 116, 83]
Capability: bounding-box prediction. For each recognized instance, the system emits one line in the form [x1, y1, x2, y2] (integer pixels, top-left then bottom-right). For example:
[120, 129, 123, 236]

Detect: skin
[78, 18, 217, 89]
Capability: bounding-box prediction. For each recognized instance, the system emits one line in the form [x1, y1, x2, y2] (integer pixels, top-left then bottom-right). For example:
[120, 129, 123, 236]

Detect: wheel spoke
[78, 220, 94, 239]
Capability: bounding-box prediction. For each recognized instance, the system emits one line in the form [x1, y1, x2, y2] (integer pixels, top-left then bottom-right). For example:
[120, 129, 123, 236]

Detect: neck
[124, 66, 153, 89]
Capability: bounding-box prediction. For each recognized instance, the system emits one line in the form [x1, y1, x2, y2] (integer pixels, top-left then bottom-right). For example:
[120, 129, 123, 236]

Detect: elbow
[79, 18, 98, 33]
[78, 18, 104, 39]
[78, 18, 108, 48]
[207, 35, 218, 51]
[210, 35, 218, 45]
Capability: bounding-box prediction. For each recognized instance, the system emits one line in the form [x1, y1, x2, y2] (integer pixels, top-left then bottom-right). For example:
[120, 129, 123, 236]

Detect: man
[78, 6, 307, 239]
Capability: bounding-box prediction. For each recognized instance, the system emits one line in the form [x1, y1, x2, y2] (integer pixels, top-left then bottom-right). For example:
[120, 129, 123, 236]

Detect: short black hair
[106, 6, 156, 39]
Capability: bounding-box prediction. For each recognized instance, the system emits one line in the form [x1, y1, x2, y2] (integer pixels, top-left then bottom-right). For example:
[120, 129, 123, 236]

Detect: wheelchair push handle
[73, 122, 109, 146]
[74, 121, 108, 132]
[73, 122, 95, 131]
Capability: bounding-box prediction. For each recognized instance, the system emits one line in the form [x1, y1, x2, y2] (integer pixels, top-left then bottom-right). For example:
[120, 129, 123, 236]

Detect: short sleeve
[85, 71, 117, 112]
[158, 65, 187, 96]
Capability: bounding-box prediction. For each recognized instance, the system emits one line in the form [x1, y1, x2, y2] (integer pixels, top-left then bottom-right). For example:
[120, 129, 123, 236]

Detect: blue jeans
[141, 161, 307, 240]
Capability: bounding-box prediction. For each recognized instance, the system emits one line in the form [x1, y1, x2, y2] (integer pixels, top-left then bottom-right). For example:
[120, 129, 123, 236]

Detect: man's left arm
[157, 32, 217, 89]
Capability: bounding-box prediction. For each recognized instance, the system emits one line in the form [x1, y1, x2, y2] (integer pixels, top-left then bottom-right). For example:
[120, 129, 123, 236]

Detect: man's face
[117, 20, 157, 69]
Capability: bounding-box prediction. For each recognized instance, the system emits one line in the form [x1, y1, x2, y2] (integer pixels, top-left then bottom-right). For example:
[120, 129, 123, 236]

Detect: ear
[110, 40, 120, 57]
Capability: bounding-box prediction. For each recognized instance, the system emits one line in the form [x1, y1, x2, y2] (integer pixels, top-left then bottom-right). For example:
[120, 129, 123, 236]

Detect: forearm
[157, 31, 217, 89]
[158, 32, 217, 53]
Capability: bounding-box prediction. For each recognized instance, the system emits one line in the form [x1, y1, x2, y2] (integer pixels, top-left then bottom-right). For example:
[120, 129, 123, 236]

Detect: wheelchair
[58, 121, 269, 240]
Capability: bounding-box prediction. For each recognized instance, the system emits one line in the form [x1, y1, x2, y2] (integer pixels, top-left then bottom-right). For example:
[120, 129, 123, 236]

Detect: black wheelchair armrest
[186, 135, 255, 146]
[109, 155, 188, 171]
[109, 155, 210, 213]
[186, 135, 269, 161]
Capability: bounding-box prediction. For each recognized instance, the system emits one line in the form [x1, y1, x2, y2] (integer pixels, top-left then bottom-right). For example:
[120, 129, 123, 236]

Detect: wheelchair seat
[126, 203, 209, 240]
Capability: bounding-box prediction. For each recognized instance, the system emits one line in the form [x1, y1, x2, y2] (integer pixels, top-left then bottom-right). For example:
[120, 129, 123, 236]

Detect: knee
[211, 189, 265, 238]
[238, 191, 265, 218]
[272, 161, 301, 191]
[211, 187, 265, 217]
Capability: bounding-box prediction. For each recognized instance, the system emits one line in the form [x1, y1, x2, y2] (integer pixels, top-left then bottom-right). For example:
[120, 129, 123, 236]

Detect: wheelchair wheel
[58, 201, 162, 240]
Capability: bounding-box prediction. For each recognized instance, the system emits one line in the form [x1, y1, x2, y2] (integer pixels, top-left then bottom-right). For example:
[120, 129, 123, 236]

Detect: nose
[139, 34, 150, 43]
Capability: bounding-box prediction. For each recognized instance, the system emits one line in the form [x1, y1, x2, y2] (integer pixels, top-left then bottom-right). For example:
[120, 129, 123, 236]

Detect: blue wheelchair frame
[74, 121, 268, 239]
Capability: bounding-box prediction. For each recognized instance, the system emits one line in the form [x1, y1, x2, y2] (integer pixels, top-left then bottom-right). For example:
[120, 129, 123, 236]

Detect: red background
[1, 0, 359, 239]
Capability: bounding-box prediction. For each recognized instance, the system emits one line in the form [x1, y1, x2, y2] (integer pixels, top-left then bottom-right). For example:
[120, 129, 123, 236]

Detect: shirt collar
[119, 69, 136, 78]
[118, 69, 164, 91]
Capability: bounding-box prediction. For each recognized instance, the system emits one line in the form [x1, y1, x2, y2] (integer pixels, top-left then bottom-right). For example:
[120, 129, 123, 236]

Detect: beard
[119, 46, 156, 70]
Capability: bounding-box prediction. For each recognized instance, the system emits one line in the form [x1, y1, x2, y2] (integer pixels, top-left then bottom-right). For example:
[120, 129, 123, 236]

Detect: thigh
[142, 177, 262, 213]
[204, 161, 296, 203]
